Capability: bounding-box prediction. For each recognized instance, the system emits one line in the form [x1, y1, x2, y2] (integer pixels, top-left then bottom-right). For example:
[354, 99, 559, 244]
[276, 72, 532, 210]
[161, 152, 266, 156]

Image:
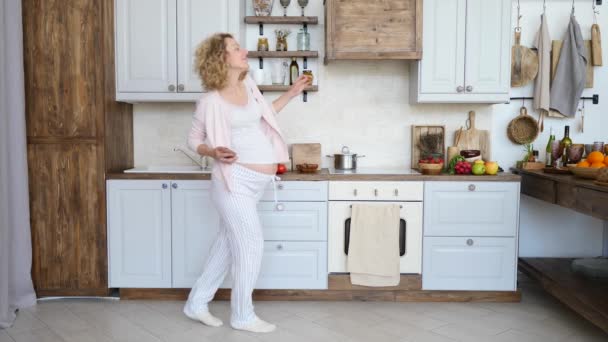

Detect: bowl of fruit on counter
[418, 156, 444, 175]
[447, 155, 499, 175]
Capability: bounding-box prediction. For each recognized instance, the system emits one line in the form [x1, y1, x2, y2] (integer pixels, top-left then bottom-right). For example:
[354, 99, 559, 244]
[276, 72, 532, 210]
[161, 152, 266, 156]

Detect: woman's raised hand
[287, 75, 311, 98]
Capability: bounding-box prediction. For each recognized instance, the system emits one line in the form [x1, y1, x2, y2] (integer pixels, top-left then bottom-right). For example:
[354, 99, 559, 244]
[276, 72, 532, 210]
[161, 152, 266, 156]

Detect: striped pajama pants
[185, 163, 277, 327]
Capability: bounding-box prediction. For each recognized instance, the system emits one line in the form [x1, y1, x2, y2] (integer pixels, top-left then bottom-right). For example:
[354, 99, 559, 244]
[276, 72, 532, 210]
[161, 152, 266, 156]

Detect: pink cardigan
[187, 75, 289, 192]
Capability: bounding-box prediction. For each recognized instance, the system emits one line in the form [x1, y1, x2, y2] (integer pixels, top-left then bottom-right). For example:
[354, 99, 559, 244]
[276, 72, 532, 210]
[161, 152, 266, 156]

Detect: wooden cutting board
[454, 111, 491, 161]
[291, 143, 322, 170]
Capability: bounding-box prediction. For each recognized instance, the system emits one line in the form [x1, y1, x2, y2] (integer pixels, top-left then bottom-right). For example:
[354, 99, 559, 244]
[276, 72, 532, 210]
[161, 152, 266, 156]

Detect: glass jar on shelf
[257, 37, 269, 51]
[297, 28, 310, 51]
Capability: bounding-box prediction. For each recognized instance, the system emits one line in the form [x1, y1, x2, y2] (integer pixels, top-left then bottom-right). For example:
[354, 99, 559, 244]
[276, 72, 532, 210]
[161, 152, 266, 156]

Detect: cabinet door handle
[172, 183, 178, 189]
[277, 184, 284, 190]
[277, 244, 283, 250]
[466, 85, 473, 92]
[178, 84, 185, 92]
[162, 183, 168, 189]
[275, 203, 285, 211]
[353, 189, 358, 196]
[374, 189, 378, 197]
[394, 189, 399, 196]
[168, 84, 176, 91]
[468, 184, 476, 191]
[456, 86, 464, 93]
[467, 239, 474, 246]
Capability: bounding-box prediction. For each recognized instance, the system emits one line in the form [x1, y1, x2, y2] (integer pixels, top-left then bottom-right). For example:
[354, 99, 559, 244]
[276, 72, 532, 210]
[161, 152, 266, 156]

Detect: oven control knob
[275, 203, 285, 211]
[277, 244, 283, 250]
[468, 184, 476, 191]
[467, 239, 474, 246]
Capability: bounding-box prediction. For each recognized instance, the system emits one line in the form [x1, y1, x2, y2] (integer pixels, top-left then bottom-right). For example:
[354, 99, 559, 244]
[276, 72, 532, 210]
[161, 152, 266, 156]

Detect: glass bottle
[560, 125, 572, 165]
[289, 57, 299, 85]
[545, 127, 555, 166]
[297, 28, 310, 51]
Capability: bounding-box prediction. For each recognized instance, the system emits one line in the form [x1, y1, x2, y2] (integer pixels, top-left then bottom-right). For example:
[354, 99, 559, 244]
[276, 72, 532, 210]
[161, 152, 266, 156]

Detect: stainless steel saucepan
[327, 146, 365, 170]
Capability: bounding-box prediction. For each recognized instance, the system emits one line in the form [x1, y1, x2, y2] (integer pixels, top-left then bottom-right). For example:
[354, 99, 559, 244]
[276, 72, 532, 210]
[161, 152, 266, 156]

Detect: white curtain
[0, 0, 37, 329]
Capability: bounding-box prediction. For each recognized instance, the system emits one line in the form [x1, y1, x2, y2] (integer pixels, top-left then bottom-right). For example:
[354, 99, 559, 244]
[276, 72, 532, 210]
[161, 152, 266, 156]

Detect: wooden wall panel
[28, 143, 106, 290]
[23, 0, 133, 295]
[23, 0, 103, 138]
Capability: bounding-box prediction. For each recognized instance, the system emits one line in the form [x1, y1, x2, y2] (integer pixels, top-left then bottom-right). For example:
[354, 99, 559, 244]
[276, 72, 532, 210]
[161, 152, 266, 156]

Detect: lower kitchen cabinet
[107, 180, 172, 288]
[423, 236, 517, 291]
[107, 179, 328, 289]
[422, 181, 520, 291]
[171, 181, 222, 288]
[257, 241, 327, 289]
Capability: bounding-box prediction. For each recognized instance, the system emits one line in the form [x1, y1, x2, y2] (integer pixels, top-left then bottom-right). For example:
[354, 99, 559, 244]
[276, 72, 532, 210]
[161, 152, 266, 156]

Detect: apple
[472, 163, 486, 175]
[276, 164, 287, 174]
[485, 161, 499, 175]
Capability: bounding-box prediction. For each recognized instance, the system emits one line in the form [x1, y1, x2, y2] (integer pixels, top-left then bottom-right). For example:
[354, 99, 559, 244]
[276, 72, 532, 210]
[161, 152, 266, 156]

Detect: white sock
[183, 304, 223, 327]
[232, 316, 276, 333]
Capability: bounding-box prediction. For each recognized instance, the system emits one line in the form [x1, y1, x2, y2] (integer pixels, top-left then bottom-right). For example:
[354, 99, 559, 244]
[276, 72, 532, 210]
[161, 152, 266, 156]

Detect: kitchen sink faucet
[174, 147, 209, 170]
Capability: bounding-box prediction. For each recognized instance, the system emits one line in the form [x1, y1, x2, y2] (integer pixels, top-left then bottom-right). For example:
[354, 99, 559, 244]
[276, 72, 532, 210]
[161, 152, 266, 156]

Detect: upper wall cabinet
[115, 0, 243, 102]
[409, 0, 511, 104]
[324, 0, 422, 63]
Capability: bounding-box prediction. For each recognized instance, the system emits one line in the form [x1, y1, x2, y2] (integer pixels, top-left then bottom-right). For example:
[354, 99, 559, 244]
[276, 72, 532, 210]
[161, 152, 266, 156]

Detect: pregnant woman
[184, 33, 309, 333]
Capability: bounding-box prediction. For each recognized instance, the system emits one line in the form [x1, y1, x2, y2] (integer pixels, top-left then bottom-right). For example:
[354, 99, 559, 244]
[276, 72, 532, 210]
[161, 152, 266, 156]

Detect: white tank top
[227, 93, 276, 164]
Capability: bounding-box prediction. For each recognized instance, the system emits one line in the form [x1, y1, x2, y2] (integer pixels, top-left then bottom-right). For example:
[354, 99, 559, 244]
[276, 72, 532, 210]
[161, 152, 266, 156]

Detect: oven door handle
[344, 218, 406, 257]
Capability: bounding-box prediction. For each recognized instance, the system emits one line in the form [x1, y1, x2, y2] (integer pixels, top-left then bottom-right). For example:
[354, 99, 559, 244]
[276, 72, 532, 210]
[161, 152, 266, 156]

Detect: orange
[577, 160, 590, 167]
[587, 151, 605, 164]
[590, 162, 606, 168]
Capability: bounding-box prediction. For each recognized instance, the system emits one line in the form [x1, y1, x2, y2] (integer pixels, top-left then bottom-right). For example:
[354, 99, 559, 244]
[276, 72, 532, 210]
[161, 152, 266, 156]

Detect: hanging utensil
[580, 99, 585, 133]
[511, 1, 539, 87]
[591, 1, 603, 66]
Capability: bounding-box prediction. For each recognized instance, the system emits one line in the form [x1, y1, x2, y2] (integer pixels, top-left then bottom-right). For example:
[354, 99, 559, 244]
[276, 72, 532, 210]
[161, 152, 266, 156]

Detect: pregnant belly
[238, 163, 277, 175]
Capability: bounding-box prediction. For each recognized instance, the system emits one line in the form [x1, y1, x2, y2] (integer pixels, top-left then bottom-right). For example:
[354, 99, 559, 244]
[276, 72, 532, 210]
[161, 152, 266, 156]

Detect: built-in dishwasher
[327, 181, 423, 274]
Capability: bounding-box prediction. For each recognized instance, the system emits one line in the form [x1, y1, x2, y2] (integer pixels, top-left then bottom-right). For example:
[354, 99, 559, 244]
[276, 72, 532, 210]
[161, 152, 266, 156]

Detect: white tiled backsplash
[134, 0, 606, 172]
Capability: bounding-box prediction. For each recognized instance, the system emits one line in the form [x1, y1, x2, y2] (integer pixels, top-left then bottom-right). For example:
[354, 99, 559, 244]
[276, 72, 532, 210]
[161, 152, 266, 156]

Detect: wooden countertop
[107, 168, 521, 182]
[512, 168, 608, 193]
[512, 167, 608, 221]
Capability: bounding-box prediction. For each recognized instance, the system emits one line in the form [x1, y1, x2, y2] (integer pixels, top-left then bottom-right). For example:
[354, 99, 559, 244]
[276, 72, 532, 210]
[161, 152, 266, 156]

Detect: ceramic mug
[593, 141, 605, 152]
[253, 68, 266, 85]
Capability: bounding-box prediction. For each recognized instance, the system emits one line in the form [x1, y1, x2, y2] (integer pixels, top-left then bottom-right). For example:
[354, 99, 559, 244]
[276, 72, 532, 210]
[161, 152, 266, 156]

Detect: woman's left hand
[286, 75, 311, 98]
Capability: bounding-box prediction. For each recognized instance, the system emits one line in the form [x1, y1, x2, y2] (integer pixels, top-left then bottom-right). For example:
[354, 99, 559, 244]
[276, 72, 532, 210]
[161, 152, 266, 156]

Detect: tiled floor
[2, 280, 607, 342]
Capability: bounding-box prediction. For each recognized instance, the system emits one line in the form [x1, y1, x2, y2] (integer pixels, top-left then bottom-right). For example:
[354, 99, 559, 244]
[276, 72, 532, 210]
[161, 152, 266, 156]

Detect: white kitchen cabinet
[257, 241, 327, 289]
[257, 202, 327, 241]
[424, 182, 520, 237]
[115, 0, 244, 102]
[423, 237, 517, 291]
[107, 180, 172, 288]
[410, 0, 511, 103]
[171, 181, 223, 288]
[422, 181, 520, 291]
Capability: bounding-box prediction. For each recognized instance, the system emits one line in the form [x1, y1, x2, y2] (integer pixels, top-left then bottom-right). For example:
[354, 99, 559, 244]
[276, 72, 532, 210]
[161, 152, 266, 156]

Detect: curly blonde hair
[194, 33, 234, 91]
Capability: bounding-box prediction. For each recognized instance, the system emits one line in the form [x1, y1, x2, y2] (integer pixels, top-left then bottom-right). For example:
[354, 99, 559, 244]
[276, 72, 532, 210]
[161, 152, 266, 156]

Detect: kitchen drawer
[329, 181, 423, 201]
[258, 202, 327, 241]
[261, 181, 328, 202]
[422, 236, 517, 291]
[256, 241, 328, 289]
[424, 182, 519, 237]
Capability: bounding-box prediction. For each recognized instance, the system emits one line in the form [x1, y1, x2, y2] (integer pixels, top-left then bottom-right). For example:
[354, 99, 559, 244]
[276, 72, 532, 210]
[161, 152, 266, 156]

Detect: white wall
[132, 0, 607, 257]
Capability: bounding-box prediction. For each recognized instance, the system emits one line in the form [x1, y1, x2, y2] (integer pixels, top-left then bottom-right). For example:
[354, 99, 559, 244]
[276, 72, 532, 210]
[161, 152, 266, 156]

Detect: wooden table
[513, 168, 608, 334]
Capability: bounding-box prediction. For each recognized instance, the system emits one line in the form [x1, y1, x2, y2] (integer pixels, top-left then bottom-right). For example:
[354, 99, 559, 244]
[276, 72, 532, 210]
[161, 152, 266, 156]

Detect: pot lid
[337, 146, 355, 155]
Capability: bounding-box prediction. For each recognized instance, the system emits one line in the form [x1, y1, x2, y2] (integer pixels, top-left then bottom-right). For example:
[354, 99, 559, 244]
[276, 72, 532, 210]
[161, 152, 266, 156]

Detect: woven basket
[507, 106, 539, 144]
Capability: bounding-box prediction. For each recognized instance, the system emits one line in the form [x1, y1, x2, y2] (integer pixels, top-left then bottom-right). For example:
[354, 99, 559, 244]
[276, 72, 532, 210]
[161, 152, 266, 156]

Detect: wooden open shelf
[248, 51, 319, 58]
[258, 85, 318, 92]
[519, 257, 608, 334]
[244, 16, 318, 25]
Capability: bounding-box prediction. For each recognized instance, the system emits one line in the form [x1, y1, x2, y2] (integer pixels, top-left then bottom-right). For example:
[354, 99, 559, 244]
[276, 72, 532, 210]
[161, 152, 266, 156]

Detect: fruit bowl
[567, 166, 600, 179]
[419, 163, 444, 175]
[296, 163, 318, 173]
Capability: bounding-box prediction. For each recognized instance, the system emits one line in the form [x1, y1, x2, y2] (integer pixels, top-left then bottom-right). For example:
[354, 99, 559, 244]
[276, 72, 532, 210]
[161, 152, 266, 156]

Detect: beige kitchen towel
[549, 15, 587, 117]
[533, 14, 551, 115]
[347, 203, 401, 287]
